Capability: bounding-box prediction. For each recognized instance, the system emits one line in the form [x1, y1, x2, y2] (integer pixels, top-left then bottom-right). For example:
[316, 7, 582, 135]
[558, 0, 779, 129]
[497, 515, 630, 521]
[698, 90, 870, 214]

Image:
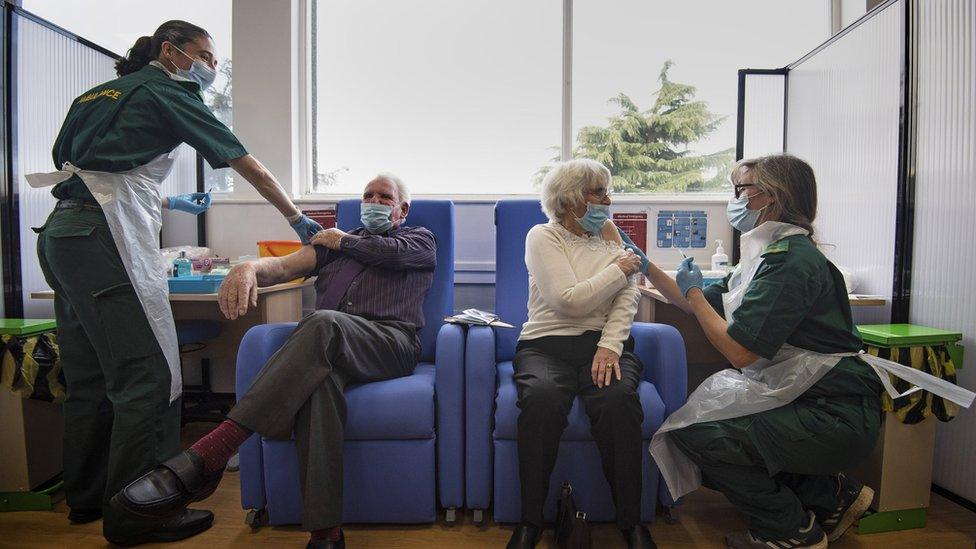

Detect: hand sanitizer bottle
[173, 251, 192, 278]
[711, 240, 729, 272]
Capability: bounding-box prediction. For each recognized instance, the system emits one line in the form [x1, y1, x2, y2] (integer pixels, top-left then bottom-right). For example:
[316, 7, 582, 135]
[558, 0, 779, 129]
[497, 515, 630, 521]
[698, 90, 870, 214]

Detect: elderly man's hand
[591, 346, 622, 388]
[218, 262, 258, 320]
[310, 228, 347, 250]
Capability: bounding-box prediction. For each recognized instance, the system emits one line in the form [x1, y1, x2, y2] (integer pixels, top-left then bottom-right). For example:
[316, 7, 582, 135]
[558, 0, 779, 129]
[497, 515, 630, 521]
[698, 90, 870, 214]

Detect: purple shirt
[311, 225, 436, 328]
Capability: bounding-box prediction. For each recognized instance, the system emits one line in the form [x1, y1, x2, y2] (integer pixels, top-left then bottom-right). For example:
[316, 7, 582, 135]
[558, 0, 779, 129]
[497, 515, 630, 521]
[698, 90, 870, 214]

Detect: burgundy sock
[189, 419, 252, 473]
[310, 526, 342, 542]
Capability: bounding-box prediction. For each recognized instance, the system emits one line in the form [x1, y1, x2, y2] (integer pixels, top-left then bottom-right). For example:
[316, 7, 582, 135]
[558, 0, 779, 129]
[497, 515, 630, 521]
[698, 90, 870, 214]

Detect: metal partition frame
[734, 0, 914, 323]
[733, 68, 787, 264]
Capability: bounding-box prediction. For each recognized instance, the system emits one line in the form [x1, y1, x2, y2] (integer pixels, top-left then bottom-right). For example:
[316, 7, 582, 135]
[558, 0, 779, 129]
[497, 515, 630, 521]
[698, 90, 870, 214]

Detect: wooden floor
[2, 472, 974, 548]
[2, 422, 974, 548]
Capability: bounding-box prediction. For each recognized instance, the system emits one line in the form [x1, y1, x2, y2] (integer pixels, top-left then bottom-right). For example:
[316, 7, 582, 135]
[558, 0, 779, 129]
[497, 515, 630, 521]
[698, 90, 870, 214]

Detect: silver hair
[374, 172, 411, 204]
[539, 159, 611, 221]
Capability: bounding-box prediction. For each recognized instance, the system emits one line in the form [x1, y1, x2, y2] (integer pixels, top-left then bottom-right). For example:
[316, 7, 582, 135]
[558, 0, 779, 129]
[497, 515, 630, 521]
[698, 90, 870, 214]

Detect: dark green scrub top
[703, 234, 881, 396]
[50, 64, 247, 201]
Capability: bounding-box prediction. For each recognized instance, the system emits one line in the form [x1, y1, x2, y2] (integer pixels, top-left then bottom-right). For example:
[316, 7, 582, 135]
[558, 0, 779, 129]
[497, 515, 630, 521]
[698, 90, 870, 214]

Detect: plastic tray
[168, 274, 226, 294]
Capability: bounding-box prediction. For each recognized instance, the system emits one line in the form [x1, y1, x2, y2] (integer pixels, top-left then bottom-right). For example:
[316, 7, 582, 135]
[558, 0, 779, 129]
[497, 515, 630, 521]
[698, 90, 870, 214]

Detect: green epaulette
[761, 239, 791, 256]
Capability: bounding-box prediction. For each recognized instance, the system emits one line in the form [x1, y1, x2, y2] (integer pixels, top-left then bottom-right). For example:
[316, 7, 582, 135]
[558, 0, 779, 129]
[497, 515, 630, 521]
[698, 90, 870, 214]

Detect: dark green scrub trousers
[35, 62, 246, 514]
[673, 233, 884, 539]
[670, 360, 881, 538]
[36, 204, 180, 513]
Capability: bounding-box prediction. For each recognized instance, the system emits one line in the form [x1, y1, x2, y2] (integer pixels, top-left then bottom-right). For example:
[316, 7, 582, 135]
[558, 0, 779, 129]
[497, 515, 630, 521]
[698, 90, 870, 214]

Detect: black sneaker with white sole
[816, 473, 874, 542]
[724, 511, 827, 549]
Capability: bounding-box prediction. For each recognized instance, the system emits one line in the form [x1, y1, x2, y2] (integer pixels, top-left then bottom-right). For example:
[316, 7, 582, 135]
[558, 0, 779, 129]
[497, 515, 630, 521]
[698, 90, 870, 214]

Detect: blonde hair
[539, 159, 612, 221]
[731, 154, 817, 239]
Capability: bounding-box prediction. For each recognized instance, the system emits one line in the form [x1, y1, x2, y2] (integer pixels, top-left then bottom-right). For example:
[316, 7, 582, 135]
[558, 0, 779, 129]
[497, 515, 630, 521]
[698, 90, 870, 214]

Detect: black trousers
[513, 331, 644, 529]
[229, 310, 420, 530]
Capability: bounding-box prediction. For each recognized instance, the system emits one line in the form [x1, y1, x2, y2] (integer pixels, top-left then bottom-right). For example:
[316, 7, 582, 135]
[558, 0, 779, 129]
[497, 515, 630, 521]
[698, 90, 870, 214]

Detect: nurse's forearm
[228, 155, 301, 219]
[687, 289, 759, 368]
[645, 262, 693, 314]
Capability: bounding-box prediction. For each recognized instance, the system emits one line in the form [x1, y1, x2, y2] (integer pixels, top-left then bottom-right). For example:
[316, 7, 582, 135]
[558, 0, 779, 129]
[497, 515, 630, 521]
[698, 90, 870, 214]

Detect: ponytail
[114, 20, 212, 77]
[115, 35, 154, 76]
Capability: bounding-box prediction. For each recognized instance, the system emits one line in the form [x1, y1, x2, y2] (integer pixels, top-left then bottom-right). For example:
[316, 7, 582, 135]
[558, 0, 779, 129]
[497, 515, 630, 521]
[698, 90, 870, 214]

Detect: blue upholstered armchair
[237, 199, 464, 525]
[464, 200, 687, 524]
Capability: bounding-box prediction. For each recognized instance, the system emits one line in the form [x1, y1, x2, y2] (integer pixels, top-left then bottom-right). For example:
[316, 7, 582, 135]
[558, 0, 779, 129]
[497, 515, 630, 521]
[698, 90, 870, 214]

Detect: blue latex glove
[676, 256, 704, 297]
[616, 227, 650, 273]
[290, 214, 324, 245]
[167, 192, 211, 215]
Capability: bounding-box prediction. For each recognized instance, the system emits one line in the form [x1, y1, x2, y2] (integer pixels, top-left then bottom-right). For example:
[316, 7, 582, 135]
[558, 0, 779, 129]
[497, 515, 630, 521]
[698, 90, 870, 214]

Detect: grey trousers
[229, 310, 420, 530]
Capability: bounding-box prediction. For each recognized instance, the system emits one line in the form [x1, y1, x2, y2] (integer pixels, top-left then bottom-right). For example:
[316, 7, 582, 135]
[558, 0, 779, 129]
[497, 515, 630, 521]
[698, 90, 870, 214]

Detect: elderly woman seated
[507, 159, 654, 549]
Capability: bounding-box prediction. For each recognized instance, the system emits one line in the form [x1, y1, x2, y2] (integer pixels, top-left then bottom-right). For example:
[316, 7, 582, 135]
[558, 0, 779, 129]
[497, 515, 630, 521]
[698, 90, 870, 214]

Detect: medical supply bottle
[711, 240, 729, 272]
[173, 251, 192, 278]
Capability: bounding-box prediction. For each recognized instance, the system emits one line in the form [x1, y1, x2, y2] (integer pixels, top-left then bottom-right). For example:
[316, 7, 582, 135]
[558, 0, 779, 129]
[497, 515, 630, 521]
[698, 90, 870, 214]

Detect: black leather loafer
[621, 524, 657, 549]
[111, 450, 224, 518]
[506, 524, 541, 549]
[306, 530, 345, 549]
[102, 501, 214, 547]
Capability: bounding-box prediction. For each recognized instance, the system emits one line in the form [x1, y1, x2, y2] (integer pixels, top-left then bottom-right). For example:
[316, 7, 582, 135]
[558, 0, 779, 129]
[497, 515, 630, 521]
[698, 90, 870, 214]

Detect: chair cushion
[262, 363, 436, 441]
[493, 361, 664, 441]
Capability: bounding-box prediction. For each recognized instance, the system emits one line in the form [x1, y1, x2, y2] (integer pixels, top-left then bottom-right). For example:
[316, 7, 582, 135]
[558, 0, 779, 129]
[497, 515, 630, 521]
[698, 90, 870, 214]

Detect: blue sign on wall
[657, 210, 707, 249]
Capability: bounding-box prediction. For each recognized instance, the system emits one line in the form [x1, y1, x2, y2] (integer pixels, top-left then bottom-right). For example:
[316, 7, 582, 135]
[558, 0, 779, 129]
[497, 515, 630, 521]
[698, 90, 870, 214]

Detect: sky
[23, 0, 828, 195]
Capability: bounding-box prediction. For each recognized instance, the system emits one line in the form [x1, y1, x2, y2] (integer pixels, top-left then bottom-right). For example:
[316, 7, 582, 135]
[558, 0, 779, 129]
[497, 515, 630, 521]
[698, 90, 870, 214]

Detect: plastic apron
[26, 150, 183, 403]
[650, 222, 976, 500]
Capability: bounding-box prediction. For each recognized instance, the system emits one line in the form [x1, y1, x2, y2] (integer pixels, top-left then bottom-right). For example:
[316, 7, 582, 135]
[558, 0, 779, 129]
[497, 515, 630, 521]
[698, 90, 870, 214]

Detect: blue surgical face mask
[574, 203, 610, 235]
[361, 203, 394, 234]
[169, 43, 217, 91]
[726, 193, 768, 233]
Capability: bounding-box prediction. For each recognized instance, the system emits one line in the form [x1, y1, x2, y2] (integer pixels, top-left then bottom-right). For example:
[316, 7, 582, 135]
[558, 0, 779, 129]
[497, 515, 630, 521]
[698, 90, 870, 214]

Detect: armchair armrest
[631, 322, 687, 416]
[464, 325, 498, 510]
[235, 322, 298, 511]
[435, 323, 465, 509]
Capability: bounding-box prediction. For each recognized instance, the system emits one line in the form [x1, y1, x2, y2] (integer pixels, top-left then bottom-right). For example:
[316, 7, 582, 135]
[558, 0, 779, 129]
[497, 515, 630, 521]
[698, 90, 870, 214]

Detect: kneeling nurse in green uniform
[647, 155, 882, 549]
[28, 20, 322, 546]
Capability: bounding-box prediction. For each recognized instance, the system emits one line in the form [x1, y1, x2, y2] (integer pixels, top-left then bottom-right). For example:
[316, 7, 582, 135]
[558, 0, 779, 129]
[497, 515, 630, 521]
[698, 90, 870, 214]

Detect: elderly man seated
[107, 173, 435, 549]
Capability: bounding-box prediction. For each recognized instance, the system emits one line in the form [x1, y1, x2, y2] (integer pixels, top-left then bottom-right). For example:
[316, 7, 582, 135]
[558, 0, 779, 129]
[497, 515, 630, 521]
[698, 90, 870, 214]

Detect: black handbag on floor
[555, 483, 592, 549]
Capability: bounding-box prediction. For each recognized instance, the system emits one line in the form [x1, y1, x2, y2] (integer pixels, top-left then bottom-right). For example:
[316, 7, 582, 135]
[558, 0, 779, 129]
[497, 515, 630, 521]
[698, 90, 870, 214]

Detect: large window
[573, 0, 827, 193]
[312, 0, 827, 196]
[22, 0, 235, 192]
[312, 0, 561, 195]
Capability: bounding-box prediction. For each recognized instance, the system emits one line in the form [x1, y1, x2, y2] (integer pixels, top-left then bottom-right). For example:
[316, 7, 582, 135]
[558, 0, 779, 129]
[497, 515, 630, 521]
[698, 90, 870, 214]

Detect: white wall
[204, 199, 733, 279]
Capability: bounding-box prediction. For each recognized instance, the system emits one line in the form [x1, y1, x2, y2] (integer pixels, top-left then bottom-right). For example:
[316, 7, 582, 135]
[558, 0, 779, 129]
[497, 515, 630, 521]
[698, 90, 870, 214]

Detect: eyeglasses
[585, 187, 614, 200]
[733, 183, 756, 199]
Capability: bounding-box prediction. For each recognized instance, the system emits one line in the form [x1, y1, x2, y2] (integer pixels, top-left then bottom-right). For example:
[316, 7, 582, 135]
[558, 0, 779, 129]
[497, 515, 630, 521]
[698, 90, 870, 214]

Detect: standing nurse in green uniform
[29, 20, 322, 546]
[638, 155, 881, 549]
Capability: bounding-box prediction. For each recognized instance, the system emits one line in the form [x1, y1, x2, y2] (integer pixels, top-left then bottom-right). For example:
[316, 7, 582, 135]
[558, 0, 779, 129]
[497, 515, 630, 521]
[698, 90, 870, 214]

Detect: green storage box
[0, 319, 63, 511]
[850, 323, 965, 535]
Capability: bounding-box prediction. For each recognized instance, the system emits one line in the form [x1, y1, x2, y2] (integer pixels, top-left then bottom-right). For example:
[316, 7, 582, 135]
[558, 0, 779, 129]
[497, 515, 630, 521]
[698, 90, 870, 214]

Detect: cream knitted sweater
[518, 222, 640, 355]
